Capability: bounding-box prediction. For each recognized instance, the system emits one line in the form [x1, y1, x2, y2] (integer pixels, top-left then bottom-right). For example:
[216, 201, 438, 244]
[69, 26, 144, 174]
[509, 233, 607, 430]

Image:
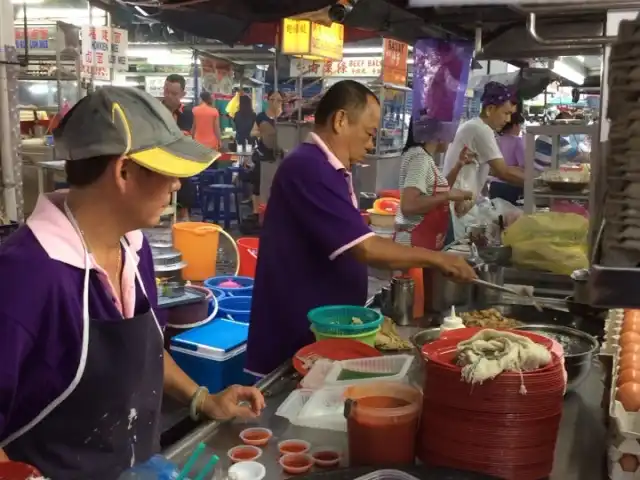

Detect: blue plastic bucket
[204, 275, 254, 297]
[218, 296, 252, 323]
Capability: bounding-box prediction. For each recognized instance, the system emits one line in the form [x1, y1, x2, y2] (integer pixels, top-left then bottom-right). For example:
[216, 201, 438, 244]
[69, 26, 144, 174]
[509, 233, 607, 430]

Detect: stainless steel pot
[424, 268, 472, 313]
[571, 269, 590, 305]
[514, 324, 599, 392]
[472, 264, 505, 307]
[410, 327, 442, 355]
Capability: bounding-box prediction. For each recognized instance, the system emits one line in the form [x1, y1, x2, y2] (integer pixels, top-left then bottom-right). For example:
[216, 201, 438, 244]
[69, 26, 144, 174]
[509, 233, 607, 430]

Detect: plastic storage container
[324, 355, 414, 387]
[204, 275, 254, 297]
[276, 388, 347, 432]
[345, 382, 422, 467]
[217, 296, 252, 323]
[173, 222, 220, 281]
[169, 319, 252, 393]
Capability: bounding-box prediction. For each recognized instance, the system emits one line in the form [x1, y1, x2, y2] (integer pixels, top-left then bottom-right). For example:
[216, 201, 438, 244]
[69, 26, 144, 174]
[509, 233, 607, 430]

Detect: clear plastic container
[275, 388, 347, 431]
[324, 355, 414, 387]
[345, 382, 422, 467]
[353, 470, 420, 480]
[300, 358, 334, 389]
[275, 389, 314, 422]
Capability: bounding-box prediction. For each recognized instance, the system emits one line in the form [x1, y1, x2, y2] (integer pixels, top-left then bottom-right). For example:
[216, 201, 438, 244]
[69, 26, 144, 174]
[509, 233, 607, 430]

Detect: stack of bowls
[418, 328, 565, 479]
[307, 305, 382, 346]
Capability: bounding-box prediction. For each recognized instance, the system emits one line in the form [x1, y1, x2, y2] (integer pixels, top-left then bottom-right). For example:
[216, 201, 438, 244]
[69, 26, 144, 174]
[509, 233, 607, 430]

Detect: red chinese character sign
[382, 38, 409, 85]
[81, 26, 128, 81]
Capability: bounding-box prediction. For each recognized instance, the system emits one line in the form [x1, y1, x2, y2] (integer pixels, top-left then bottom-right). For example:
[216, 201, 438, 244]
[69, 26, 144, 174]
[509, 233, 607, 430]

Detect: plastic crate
[324, 355, 414, 387]
[308, 305, 382, 335]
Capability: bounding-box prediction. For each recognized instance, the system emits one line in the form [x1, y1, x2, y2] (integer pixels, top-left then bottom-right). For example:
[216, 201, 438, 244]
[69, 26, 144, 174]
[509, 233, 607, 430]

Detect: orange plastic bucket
[173, 222, 220, 281]
[237, 237, 259, 278]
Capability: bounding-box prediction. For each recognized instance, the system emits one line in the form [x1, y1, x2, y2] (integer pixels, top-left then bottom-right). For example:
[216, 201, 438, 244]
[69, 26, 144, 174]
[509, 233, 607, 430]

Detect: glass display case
[370, 82, 411, 156]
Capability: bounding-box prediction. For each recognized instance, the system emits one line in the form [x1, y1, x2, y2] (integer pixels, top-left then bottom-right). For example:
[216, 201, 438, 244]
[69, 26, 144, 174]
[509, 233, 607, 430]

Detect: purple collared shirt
[245, 139, 373, 376]
[0, 194, 163, 443]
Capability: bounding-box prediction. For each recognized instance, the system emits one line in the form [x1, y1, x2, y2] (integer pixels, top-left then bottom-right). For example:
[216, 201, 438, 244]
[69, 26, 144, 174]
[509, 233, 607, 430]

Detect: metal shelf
[522, 122, 599, 215]
[533, 189, 590, 200]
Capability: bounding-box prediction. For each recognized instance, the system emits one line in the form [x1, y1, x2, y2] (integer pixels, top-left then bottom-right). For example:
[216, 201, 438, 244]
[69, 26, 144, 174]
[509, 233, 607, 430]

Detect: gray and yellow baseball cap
[54, 86, 219, 177]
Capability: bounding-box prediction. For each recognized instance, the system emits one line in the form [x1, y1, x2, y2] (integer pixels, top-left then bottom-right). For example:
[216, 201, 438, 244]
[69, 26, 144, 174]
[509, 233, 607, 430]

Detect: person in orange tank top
[192, 91, 221, 150]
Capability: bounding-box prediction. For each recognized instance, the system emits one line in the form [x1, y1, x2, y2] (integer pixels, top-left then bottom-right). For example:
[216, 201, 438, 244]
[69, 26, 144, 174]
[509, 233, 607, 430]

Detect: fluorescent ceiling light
[134, 6, 149, 16]
[11, 0, 44, 4]
[552, 61, 585, 85]
[15, 7, 106, 25]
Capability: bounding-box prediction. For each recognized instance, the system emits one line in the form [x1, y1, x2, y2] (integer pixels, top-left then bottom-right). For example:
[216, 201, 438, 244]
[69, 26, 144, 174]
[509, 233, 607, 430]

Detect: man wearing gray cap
[0, 86, 264, 478]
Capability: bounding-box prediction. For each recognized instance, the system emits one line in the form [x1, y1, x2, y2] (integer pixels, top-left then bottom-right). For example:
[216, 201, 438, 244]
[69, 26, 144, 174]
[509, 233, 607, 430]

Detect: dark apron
[3, 241, 164, 480]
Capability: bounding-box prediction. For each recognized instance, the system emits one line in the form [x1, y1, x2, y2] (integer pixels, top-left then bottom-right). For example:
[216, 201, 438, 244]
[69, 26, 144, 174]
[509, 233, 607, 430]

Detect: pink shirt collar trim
[26, 192, 144, 317]
[306, 133, 358, 208]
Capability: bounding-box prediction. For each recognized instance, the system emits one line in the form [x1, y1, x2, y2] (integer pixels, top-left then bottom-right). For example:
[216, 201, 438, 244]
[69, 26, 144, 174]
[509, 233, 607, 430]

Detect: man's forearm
[495, 166, 524, 186]
[163, 349, 199, 404]
[353, 236, 445, 270]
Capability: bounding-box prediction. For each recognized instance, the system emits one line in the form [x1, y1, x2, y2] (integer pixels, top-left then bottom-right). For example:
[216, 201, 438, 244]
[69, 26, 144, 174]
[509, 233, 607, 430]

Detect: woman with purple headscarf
[442, 81, 526, 238]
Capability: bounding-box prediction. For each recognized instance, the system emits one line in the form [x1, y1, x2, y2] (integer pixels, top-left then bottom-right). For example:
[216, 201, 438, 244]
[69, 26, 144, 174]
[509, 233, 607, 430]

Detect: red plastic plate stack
[417, 328, 565, 480]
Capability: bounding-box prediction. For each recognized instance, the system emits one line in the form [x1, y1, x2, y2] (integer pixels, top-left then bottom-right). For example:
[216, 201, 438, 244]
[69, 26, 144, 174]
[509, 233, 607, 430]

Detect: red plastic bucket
[237, 237, 259, 278]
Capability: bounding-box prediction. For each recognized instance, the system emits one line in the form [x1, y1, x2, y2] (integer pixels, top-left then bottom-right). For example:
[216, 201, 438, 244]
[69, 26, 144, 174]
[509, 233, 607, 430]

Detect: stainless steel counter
[163, 345, 607, 480]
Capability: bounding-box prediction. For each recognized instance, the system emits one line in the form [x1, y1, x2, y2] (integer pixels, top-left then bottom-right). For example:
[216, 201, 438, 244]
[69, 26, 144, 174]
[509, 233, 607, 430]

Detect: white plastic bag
[451, 197, 522, 242]
[452, 162, 479, 217]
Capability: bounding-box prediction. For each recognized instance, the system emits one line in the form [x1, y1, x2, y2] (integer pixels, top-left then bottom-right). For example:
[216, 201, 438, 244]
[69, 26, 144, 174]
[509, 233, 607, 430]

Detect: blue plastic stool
[201, 184, 241, 230]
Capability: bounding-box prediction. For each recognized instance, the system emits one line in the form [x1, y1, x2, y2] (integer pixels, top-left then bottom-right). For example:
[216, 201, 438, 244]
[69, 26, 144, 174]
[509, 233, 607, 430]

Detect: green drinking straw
[193, 454, 220, 480]
[176, 442, 206, 480]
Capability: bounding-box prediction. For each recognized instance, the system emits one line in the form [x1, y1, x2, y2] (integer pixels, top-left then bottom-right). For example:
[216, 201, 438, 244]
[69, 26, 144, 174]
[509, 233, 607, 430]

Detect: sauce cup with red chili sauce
[279, 453, 314, 475]
[312, 448, 341, 468]
[227, 445, 263, 463]
[277, 439, 311, 456]
[239, 427, 272, 446]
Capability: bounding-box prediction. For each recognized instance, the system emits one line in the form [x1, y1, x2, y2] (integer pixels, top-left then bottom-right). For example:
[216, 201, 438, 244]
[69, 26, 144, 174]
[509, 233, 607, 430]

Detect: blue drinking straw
[176, 442, 206, 480]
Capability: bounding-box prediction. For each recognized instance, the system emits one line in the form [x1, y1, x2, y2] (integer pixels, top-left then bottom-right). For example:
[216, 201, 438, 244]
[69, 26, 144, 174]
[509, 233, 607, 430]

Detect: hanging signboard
[290, 57, 381, 78]
[281, 18, 344, 61]
[81, 26, 129, 81]
[15, 27, 54, 50]
[382, 38, 409, 85]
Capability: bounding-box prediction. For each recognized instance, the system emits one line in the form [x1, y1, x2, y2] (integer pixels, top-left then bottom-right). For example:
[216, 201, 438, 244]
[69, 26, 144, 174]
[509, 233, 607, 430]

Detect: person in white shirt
[442, 82, 525, 240]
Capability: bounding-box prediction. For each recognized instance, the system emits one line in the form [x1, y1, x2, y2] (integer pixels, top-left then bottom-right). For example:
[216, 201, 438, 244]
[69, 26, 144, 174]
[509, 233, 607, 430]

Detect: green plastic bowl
[310, 325, 381, 347]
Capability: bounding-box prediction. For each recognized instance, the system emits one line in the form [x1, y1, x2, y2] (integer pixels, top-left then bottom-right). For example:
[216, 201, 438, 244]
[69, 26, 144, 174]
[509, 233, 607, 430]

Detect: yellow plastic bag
[502, 212, 589, 275]
[225, 92, 240, 117]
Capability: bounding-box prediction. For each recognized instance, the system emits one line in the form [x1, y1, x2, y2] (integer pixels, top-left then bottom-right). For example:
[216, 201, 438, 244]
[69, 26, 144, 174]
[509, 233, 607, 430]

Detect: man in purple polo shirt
[0, 87, 264, 479]
[246, 80, 476, 377]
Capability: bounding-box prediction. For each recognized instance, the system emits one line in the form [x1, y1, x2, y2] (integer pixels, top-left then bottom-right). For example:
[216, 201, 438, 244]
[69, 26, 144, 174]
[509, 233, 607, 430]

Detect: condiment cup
[227, 445, 262, 463]
[311, 447, 341, 468]
[277, 439, 311, 456]
[228, 460, 266, 480]
[279, 453, 314, 475]
[239, 427, 272, 446]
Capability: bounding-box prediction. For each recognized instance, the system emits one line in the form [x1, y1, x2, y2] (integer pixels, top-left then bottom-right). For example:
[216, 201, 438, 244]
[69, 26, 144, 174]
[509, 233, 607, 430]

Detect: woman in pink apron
[394, 120, 474, 315]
